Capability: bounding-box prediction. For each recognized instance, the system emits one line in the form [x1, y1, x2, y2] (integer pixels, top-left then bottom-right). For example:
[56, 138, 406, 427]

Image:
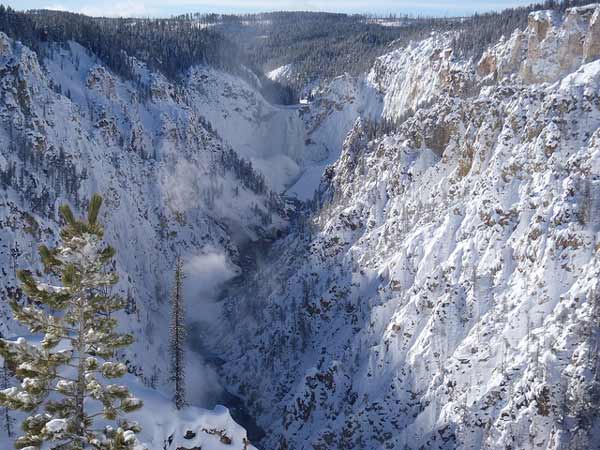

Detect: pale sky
[4, 0, 541, 17]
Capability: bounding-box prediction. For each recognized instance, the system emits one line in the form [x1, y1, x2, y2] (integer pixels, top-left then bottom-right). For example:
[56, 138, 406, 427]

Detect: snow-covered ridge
[0, 31, 278, 449]
[367, 32, 470, 120]
[211, 4, 600, 450]
[266, 64, 294, 83]
[479, 3, 600, 83]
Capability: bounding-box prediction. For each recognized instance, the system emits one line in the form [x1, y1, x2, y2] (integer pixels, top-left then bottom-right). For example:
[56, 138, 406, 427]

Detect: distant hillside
[189, 0, 593, 92]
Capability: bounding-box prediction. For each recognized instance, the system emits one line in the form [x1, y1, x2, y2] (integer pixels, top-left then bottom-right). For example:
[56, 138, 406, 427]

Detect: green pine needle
[87, 193, 103, 226]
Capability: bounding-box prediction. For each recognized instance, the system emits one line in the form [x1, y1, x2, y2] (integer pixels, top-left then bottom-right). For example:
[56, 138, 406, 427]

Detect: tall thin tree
[170, 256, 186, 410]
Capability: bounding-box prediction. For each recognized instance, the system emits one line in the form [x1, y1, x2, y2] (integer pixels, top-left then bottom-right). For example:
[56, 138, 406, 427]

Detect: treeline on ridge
[0, 5, 295, 104]
[0, 0, 594, 104]
[203, 0, 593, 93]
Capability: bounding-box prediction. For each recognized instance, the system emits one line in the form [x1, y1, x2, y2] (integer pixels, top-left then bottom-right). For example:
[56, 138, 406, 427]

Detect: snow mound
[266, 64, 294, 82]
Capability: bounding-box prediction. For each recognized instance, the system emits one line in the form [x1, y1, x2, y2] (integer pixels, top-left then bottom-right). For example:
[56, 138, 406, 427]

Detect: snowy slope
[185, 67, 381, 199]
[0, 27, 378, 447]
[0, 373, 257, 450]
[211, 5, 600, 450]
[286, 75, 382, 199]
[184, 66, 307, 192]
[267, 64, 294, 83]
[0, 33, 280, 448]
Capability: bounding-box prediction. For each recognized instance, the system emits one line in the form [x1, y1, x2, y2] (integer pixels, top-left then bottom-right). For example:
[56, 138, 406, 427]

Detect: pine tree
[169, 256, 186, 410]
[0, 194, 144, 450]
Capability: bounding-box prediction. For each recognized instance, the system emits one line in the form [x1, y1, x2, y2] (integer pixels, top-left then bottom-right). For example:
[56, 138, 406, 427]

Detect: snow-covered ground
[0, 373, 256, 450]
[266, 64, 294, 82]
[129, 377, 257, 450]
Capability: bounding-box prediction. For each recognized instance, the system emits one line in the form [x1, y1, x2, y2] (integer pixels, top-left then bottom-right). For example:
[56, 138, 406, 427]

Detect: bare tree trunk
[2, 360, 12, 438]
[74, 296, 87, 441]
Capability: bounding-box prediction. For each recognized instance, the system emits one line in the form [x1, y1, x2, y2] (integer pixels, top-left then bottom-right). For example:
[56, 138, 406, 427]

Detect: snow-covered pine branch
[0, 194, 145, 450]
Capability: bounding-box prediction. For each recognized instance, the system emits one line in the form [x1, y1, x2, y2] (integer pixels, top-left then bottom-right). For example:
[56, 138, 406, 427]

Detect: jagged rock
[480, 4, 600, 84]
[583, 6, 600, 62]
[184, 430, 197, 440]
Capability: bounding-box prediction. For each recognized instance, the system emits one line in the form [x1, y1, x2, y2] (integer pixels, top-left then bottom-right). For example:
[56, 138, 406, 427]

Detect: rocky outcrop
[479, 4, 600, 84]
[367, 33, 472, 120]
[583, 6, 600, 61]
[478, 31, 527, 81]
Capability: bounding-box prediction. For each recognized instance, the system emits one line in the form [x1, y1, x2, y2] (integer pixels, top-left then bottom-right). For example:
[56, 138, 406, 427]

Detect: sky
[4, 0, 541, 17]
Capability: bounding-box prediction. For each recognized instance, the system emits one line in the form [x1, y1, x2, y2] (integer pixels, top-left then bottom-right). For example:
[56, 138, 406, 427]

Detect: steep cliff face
[0, 33, 281, 449]
[480, 3, 600, 84]
[213, 6, 600, 450]
[368, 33, 474, 120]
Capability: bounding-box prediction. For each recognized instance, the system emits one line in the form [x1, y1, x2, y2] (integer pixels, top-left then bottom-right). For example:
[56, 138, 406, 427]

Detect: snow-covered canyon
[0, 3, 599, 450]
[215, 5, 600, 450]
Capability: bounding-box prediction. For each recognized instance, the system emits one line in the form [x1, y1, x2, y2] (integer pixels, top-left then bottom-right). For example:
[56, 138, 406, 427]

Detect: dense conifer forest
[0, 0, 593, 102]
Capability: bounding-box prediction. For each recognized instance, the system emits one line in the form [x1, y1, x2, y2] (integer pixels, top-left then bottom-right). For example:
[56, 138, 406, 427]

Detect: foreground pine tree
[0, 194, 144, 450]
[169, 256, 186, 410]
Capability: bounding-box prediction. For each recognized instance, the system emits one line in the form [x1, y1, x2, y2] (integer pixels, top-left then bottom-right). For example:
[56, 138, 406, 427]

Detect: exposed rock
[184, 430, 197, 440]
[583, 6, 600, 62]
[480, 5, 600, 84]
